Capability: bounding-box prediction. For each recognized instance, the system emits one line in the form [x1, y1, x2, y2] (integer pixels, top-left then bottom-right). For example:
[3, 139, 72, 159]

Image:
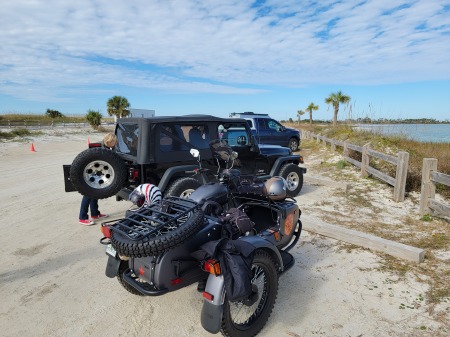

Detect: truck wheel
[278, 163, 303, 197]
[165, 177, 201, 198]
[288, 138, 299, 152]
[221, 250, 278, 337]
[70, 147, 127, 199]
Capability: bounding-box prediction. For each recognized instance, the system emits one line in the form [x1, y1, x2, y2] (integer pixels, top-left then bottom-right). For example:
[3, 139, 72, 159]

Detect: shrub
[86, 110, 103, 130]
[45, 109, 64, 118]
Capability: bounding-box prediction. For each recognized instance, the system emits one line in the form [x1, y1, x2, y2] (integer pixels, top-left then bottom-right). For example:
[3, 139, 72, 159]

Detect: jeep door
[220, 124, 270, 176]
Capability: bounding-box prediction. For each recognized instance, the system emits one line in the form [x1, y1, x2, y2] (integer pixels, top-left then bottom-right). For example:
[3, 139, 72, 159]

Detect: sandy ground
[0, 130, 448, 337]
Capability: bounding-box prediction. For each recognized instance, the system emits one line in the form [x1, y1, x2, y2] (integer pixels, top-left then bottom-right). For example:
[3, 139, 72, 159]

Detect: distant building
[129, 109, 155, 118]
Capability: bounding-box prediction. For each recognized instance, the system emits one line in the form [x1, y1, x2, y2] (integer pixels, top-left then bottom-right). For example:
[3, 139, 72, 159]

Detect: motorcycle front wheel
[221, 250, 279, 337]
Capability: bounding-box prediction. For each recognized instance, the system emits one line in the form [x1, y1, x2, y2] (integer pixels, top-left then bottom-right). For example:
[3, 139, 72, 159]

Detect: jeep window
[221, 125, 250, 146]
[159, 124, 210, 152]
[116, 123, 139, 156]
[245, 119, 254, 128]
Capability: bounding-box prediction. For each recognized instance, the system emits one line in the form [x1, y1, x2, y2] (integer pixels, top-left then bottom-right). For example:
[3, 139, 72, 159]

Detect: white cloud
[1, 0, 449, 101]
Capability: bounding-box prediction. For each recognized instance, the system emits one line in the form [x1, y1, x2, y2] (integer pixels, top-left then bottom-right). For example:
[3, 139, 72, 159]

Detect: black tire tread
[221, 250, 279, 337]
[70, 147, 127, 199]
[278, 163, 303, 197]
[110, 207, 204, 257]
[116, 261, 144, 296]
[165, 177, 201, 197]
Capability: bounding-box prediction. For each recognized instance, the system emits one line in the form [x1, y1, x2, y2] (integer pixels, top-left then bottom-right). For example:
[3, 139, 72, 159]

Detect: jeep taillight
[129, 168, 139, 181]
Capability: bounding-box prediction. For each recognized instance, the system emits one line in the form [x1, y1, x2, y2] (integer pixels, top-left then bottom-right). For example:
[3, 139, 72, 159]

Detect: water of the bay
[353, 124, 450, 143]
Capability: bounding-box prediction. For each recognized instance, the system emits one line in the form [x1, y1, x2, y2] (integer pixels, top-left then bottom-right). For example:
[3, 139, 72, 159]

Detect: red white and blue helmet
[129, 183, 162, 207]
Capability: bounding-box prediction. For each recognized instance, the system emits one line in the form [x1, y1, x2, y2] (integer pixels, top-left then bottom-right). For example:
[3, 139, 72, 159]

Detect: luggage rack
[104, 197, 200, 241]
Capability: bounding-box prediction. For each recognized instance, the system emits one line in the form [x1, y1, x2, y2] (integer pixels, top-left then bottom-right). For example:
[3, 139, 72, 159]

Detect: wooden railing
[302, 130, 409, 202]
[419, 158, 450, 217]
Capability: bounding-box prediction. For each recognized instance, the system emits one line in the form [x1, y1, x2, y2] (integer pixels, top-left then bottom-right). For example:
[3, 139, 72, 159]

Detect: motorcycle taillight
[202, 259, 221, 275]
[100, 225, 111, 238]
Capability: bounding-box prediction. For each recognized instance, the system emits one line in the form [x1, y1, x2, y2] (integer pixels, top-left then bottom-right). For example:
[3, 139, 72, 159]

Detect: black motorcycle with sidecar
[99, 141, 302, 337]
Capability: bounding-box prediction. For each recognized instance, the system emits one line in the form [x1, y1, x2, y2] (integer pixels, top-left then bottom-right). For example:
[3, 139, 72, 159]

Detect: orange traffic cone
[30, 143, 36, 152]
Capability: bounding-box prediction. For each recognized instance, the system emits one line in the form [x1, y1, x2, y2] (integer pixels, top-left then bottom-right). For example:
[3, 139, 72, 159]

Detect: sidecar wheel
[110, 205, 204, 257]
[221, 250, 278, 337]
[116, 260, 144, 296]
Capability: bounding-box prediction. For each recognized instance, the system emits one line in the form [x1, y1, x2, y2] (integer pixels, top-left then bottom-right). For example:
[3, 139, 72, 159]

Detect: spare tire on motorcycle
[110, 197, 204, 257]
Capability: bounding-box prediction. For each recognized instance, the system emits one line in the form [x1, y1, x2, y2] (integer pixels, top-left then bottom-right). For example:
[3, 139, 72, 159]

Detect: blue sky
[1, 0, 450, 121]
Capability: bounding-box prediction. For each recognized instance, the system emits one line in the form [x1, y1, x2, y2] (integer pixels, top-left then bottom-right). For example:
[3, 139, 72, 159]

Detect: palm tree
[297, 110, 305, 125]
[107, 96, 130, 120]
[305, 102, 319, 126]
[325, 91, 350, 127]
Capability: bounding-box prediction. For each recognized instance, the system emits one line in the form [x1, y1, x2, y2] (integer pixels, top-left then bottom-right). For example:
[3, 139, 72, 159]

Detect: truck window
[256, 118, 268, 130]
[267, 119, 283, 132]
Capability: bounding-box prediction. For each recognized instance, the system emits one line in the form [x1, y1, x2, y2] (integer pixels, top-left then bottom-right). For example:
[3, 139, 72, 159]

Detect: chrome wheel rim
[83, 160, 115, 189]
[286, 172, 299, 191]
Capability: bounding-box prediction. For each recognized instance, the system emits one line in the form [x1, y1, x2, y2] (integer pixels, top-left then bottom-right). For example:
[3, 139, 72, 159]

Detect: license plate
[105, 244, 117, 257]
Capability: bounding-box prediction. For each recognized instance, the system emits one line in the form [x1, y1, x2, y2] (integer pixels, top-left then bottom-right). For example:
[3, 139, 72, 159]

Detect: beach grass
[294, 123, 450, 197]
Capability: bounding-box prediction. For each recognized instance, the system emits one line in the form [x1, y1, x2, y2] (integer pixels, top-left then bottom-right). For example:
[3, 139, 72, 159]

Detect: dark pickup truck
[64, 115, 306, 200]
[230, 112, 301, 152]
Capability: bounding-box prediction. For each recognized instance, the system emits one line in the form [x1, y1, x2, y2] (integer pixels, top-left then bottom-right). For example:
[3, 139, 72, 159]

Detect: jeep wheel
[288, 138, 299, 152]
[165, 177, 201, 198]
[70, 147, 127, 199]
[278, 163, 303, 197]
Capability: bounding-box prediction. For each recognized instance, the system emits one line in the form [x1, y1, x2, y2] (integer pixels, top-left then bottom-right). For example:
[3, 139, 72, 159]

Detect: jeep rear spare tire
[278, 163, 303, 197]
[70, 147, 127, 199]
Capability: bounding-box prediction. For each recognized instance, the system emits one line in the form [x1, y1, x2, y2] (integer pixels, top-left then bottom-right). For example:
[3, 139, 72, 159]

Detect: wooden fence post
[393, 151, 409, 202]
[343, 140, 349, 157]
[316, 134, 320, 144]
[419, 158, 438, 215]
[331, 139, 336, 152]
[361, 143, 370, 178]
[8, 120, 11, 128]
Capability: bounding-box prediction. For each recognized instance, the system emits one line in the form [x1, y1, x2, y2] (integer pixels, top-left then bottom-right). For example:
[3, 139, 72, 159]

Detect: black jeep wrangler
[64, 115, 306, 199]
